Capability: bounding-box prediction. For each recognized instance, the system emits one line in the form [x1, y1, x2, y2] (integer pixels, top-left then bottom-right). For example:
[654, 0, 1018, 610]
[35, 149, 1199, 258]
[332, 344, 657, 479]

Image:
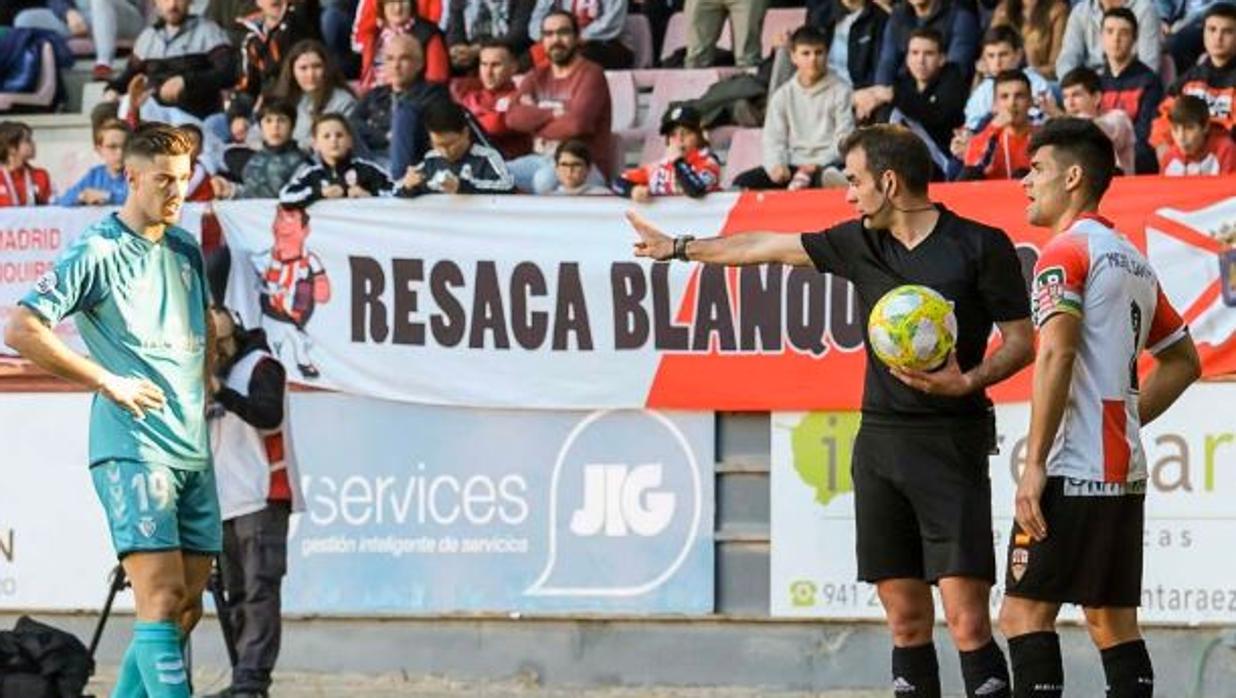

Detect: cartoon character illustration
[259, 205, 331, 378]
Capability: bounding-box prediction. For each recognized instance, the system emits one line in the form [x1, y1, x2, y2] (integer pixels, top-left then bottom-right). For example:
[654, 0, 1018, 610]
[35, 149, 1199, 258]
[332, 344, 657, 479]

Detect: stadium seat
[623, 14, 654, 69]
[646, 69, 723, 135]
[661, 11, 733, 63]
[0, 42, 58, 112]
[606, 70, 639, 132]
[760, 8, 807, 57]
[721, 127, 763, 188]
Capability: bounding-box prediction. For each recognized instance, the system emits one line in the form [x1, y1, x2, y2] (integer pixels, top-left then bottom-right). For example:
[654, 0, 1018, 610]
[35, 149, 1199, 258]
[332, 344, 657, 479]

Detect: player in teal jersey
[5, 124, 215, 698]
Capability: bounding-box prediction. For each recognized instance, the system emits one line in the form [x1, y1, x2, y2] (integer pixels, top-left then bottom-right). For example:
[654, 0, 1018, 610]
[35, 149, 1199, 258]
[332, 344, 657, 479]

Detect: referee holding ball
[627, 125, 1034, 698]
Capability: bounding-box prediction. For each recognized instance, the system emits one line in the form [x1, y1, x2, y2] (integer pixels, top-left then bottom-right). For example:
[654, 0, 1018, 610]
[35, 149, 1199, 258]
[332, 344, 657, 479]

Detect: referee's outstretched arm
[627, 211, 813, 267]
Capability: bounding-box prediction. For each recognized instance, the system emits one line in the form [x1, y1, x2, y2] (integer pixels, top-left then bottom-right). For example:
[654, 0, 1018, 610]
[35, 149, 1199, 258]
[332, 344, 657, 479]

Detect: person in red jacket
[505, 10, 612, 193]
[1160, 94, 1236, 175]
[0, 121, 53, 207]
[178, 124, 217, 202]
[952, 69, 1037, 180]
[351, 0, 449, 90]
[451, 39, 532, 160]
[615, 104, 721, 202]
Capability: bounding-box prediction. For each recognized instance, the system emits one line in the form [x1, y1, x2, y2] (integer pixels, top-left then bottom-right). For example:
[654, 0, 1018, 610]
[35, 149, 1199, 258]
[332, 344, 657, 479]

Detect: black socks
[1101, 639, 1154, 697]
[892, 642, 941, 697]
[960, 639, 1011, 697]
[1008, 632, 1064, 698]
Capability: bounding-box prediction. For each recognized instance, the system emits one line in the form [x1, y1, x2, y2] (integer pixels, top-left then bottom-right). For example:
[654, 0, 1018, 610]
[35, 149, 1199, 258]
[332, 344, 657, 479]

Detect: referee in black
[627, 125, 1035, 698]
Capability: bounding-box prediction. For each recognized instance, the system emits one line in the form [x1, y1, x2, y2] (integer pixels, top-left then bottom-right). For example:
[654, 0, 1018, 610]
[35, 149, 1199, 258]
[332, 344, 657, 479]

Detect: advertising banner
[770, 384, 1236, 625]
[215, 178, 1236, 410]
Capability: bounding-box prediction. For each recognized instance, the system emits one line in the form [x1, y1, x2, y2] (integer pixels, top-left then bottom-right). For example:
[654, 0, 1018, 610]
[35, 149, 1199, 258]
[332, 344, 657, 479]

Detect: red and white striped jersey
[1032, 214, 1188, 483]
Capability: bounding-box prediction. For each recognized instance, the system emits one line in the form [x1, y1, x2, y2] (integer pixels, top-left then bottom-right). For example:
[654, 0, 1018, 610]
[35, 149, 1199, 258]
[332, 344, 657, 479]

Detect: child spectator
[1160, 94, 1236, 175]
[280, 113, 409, 207]
[56, 118, 131, 206]
[1151, 4, 1236, 158]
[1052, 66, 1137, 174]
[272, 39, 358, 150]
[0, 121, 53, 207]
[614, 105, 721, 202]
[179, 123, 216, 202]
[548, 140, 610, 195]
[214, 99, 310, 199]
[400, 101, 515, 196]
[733, 26, 854, 190]
[953, 69, 1036, 180]
[352, 0, 450, 90]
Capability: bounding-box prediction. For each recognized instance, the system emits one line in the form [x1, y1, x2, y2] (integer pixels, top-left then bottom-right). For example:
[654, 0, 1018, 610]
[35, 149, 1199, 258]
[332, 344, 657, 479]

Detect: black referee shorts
[1004, 477, 1145, 608]
[852, 416, 997, 585]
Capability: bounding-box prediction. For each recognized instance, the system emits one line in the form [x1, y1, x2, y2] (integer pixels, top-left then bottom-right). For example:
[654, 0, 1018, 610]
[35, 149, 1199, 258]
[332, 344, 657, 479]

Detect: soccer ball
[867, 285, 957, 371]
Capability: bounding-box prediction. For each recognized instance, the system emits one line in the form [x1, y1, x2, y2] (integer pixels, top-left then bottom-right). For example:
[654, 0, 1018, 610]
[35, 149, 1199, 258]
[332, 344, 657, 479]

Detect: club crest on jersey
[1010, 547, 1029, 581]
[138, 517, 157, 539]
[34, 270, 58, 295]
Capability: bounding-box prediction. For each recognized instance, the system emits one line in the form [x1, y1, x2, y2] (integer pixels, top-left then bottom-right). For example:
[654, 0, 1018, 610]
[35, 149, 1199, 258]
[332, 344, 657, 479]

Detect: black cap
[659, 103, 703, 136]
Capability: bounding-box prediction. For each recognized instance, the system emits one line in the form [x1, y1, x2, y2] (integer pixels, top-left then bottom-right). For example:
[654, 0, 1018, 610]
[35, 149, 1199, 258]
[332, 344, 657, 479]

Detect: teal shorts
[90, 460, 222, 558]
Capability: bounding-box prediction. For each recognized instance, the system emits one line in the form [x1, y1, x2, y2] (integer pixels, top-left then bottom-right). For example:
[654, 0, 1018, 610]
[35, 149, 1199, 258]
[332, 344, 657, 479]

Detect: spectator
[855, 0, 980, 120]
[530, 0, 633, 70]
[280, 113, 410, 207]
[445, 0, 535, 72]
[206, 305, 302, 698]
[1151, 2, 1236, 156]
[272, 39, 358, 150]
[56, 118, 131, 206]
[1160, 93, 1236, 173]
[11, 1, 91, 39]
[817, 0, 889, 89]
[214, 99, 309, 198]
[1098, 6, 1163, 173]
[506, 11, 612, 193]
[734, 26, 854, 190]
[179, 123, 216, 201]
[401, 101, 516, 196]
[321, 0, 360, 77]
[614, 104, 722, 202]
[683, 0, 767, 68]
[1160, 0, 1231, 71]
[886, 28, 967, 171]
[989, 0, 1068, 79]
[963, 26, 1053, 132]
[548, 139, 611, 194]
[234, 0, 319, 103]
[451, 38, 533, 159]
[1055, 0, 1162, 80]
[352, 0, 449, 90]
[952, 69, 1036, 180]
[352, 33, 449, 170]
[107, 0, 236, 124]
[1051, 66, 1137, 173]
[0, 121, 52, 207]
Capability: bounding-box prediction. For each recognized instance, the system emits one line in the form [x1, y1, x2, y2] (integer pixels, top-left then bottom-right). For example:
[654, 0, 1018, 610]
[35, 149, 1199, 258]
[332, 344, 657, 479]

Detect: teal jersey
[20, 213, 211, 470]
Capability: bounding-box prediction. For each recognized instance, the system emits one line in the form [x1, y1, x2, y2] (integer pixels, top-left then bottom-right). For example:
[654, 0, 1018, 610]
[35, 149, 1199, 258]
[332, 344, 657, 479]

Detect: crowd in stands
[2, 0, 1236, 212]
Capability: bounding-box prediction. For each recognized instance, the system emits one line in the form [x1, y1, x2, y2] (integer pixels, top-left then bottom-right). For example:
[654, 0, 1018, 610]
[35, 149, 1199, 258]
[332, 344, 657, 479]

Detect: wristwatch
[672, 235, 695, 262]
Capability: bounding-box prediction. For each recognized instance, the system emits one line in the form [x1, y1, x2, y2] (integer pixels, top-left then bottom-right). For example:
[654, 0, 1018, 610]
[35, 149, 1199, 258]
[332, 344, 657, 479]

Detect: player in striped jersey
[998, 118, 1202, 698]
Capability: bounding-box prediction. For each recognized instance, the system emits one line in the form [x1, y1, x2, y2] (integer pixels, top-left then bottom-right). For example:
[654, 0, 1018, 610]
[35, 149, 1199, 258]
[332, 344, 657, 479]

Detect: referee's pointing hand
[626, 211, 674, 262]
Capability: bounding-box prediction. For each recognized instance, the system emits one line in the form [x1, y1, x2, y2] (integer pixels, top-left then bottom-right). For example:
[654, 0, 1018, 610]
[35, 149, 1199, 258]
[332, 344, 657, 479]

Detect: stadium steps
[715, 411, 771, 615]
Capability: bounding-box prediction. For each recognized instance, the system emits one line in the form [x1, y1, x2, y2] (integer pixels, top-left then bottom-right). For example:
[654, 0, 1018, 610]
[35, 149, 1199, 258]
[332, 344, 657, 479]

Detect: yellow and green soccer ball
[867, 285, 957, 371]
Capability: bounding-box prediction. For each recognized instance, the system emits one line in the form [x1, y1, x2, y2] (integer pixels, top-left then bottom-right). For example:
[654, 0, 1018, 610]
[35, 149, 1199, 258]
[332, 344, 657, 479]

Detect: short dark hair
[982, 25, 1023, 51]
[542, 9, 579, 35]
[789, 25, 828, 50]
[1029, 117, 1116, 203]
[554, 139, 592, 166]
[1205, 2, 1236, 24]
[1169, 94, 1212, 127]
[479, 37, 514, 55]
[1060, 66, 1102, 94]
[311, 112, 354, 139]
[124, 122, 194, 163]
[995, 68, 1032, 92]
[257, 97, 298, 127]
[907, 27, 944, 51]
[93, 118, 130, 145]
[839, 124, 931, 196]
[1102, 7, 1139, 35]
[424, 100, 470, 134]
[89, 101, 119, 131]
